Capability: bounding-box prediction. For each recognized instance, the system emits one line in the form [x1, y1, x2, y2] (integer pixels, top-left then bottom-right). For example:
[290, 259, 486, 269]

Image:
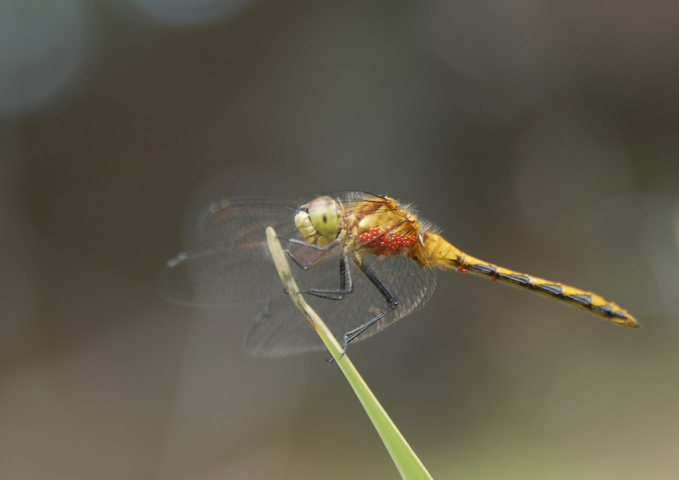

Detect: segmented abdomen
[418, 233, 639, 328]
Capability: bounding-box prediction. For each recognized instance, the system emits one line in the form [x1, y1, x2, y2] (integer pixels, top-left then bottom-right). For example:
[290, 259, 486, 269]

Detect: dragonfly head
[294, 196, 340, 247]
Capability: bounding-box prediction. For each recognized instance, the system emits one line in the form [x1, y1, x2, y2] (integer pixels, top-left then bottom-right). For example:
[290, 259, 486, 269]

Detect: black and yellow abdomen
[416, 233, 639, 328]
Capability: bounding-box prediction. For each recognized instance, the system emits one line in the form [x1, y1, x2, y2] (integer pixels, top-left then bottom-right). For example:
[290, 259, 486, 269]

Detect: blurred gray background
[2, 0, 679, 478]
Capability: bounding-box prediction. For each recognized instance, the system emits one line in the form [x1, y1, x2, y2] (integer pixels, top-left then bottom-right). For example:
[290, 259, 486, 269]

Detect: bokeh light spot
[0, 0, 94, 117]
[106, 0, 251, 26]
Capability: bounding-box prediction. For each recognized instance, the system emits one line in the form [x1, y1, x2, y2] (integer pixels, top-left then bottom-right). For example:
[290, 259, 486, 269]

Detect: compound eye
[307, 196, 339, 237]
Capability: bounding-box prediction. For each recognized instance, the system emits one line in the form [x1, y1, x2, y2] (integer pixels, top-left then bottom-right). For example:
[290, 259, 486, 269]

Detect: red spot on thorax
[359, 224, 416, 256]
[459, 268, 467, 273]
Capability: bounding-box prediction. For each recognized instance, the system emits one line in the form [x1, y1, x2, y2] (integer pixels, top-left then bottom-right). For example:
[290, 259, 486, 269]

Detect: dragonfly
[158, 191, 639, 356]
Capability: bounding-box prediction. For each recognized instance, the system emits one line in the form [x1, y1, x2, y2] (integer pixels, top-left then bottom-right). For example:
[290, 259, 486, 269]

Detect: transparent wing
[158, 243, 285, 306]
[202, 192, 391, 244]
[203, 198, 301, 244]
[158, 198, 302, 306]
[245, 250, 437, 356]
[159, 191, 437, 356]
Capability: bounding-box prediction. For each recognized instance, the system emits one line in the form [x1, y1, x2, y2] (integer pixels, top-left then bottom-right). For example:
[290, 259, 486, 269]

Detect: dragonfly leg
[341, 260, 398, 352]
[299, 254, 354, 300]
[279, 237, 339, 270]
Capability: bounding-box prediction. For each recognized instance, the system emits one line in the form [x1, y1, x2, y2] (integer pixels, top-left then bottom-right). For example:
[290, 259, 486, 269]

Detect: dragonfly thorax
[347, 196, 420, 257]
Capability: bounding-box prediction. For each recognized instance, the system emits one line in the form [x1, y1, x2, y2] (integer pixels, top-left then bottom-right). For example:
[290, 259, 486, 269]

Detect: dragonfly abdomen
[419, 233, 640, 328]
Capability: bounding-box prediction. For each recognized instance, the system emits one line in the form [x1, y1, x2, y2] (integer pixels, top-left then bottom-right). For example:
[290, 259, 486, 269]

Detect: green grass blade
[266, 227, 434, 480]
